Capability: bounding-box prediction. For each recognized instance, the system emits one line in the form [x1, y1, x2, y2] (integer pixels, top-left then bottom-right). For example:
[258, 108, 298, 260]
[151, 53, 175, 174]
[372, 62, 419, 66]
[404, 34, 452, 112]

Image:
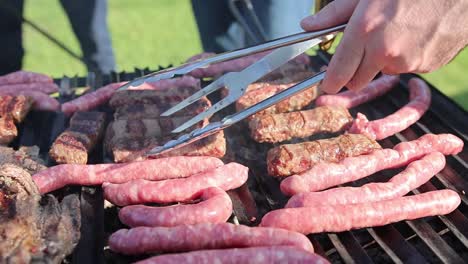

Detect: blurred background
[14, 0, 468, 109]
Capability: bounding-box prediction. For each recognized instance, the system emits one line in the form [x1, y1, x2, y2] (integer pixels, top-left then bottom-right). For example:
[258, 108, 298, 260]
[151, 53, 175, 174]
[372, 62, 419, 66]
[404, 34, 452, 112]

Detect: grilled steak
[49, 111, 106, 164]
[249, 106, 353, 143]
[112, 131, 226, 163]
[267, 134, 382, 177]
[109, 86, 201, 109]
[0, 164, 81, 263]
[0, 95, 33, 123]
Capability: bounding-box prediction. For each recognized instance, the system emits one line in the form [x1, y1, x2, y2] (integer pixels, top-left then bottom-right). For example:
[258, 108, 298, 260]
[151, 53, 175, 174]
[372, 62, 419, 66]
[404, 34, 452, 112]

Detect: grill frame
[12, 52, 468, 263]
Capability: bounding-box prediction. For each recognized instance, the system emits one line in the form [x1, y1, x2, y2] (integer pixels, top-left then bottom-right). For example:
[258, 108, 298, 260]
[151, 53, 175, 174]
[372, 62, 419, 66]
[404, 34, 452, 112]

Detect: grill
[12, 51, 468, 263]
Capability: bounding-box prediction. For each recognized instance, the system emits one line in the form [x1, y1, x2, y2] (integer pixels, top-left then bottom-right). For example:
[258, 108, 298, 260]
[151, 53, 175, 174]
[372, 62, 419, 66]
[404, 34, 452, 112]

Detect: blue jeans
[191, 0, 315, 53]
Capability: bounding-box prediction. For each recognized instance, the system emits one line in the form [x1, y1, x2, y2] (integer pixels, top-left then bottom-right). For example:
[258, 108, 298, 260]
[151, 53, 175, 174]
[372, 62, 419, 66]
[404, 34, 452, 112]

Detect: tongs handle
[119, 24, 346, 90]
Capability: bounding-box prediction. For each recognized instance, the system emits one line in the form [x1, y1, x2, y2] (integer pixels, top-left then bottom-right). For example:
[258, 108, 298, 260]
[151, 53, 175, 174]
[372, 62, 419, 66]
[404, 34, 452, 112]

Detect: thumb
[301, 0, 359, 31]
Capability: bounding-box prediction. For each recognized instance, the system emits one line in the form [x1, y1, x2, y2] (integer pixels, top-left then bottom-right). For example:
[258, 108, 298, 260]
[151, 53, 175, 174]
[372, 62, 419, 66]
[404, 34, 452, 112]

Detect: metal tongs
[118, 24, 346, 156]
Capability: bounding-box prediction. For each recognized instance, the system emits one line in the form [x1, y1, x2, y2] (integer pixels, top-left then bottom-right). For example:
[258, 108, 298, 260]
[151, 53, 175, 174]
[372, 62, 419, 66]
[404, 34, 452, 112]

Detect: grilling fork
[117, 24, 346, 156]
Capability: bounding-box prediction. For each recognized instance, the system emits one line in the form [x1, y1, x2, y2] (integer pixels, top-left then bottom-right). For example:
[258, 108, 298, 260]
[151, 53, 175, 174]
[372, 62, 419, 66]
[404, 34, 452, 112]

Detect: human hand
[301, 0, 468, 94]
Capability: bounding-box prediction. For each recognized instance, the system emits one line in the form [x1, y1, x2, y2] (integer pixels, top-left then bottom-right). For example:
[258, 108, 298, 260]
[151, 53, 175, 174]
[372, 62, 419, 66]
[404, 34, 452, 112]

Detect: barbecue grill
[13, 52, 468, 263]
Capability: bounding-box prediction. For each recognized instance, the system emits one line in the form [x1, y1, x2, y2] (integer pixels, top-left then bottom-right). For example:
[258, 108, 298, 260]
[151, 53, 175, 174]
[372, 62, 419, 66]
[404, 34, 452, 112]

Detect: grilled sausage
[0, 71, 52, 85]
[280, 133, 463, 195]
[118, 187, 232, 227]
[315, 75, 399, 108]
[0, 82, 59, 94]
[102, 162, 248, 206]
[249, 106, 352, 143]
[32, 156, 224, 194]
[261, 190, 461, 234]
[267, 134, 381, 177]
[109, 223, 314, 255]
[349, 77, 431, 140]
[286, 152, 445, 207]
[135, 246, 329, 264]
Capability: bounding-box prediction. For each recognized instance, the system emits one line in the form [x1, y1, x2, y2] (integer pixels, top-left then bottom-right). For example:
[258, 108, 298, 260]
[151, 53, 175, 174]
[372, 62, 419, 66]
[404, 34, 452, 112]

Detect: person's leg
[0, 0, 25, 75]
[60, 0, 115, 73]
[191, 0, 240, 53]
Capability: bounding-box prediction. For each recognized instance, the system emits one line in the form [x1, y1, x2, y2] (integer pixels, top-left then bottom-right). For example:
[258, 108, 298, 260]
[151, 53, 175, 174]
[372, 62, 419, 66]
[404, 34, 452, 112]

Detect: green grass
[23, 0, 468, 110]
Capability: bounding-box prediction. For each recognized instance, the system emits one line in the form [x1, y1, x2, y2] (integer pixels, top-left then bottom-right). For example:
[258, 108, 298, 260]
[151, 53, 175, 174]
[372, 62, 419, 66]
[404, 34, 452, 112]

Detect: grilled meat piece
[112, 131, 226, 163]
[267, 134, 381, 177]
[109, 86, 200, 109]
[236, 72, 319, 118]
[0, 95, 33, 123]
[249, 106, 353, 143]
[113, 97, 211, 119]
[0, 117, 17, 145]
[0, 164, 81, 263]
[49, 111, 106, 164]
[0, 146, 46, 174]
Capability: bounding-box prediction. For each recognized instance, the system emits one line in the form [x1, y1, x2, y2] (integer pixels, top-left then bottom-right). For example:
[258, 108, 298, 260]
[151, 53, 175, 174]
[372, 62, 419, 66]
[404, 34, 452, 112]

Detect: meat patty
[49, 111, 106, 164]
[0, 117, 17, 145]
[267, 134, 381, 177]
[0, 95, 33, 123]
[249, 106, 353, 143]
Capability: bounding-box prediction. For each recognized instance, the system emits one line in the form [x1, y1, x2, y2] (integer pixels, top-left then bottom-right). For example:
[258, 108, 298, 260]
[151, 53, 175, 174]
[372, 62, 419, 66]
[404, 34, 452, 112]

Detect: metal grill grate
[12, 52, 468, 263]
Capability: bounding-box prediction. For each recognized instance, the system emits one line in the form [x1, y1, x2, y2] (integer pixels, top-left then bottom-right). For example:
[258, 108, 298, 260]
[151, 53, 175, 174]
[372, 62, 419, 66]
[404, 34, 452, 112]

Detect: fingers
[301, 0, 358, 31]
[346, 50, 382, 91]
[319, 2, 368, 94]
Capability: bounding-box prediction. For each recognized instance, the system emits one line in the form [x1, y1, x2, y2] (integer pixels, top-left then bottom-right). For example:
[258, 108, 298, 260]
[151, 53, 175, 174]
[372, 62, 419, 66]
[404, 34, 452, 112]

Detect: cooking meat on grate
[0, 70, 53, 85]
[135, 246, 329, 264]
[113, 101, 209, 120]
[267, 134, 381, 177]
[109, 223, 314, 255]
[315, 74, 400, 109]
[186, 51, 310, 79]
[281, 133, 464, 195]
[0, 164, 81, 263]
[235, 71, 319, 119]
[286, 152, 445, 207]
[0, 95, 33, 145]
[0, 95, 33, 123]
[102, 162, 248, 206]
[0, 146, 46, 174]
[349, 77, 431, 140]
[261, 189, 461, 234]
[32, 156, 224, 193]
[0, 91, 60, 111]
[49, 111, 106, 164]
[61, 75, 200, 115]
[117, 187, 233, 227]
[249, 106, 353, 143]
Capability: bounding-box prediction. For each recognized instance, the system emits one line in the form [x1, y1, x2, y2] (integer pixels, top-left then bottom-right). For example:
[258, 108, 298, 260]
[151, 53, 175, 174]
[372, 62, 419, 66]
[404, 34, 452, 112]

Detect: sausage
[236, 81, 319, 118]
[349, 77, 431, 140]
[286, 152, 445, 207]
[267, 134, 381, 177]
[280, 133, 463, 195]
[0, 91, 60, 111]
[187, 51, 310, 78]
[108, 223, 314, 255]
[118, 187, 232, 227]
[261, 189, 461, 234]
[315, 75, 399, 108]
[61, 76, 200, 116]
[32, 156, 223, 194]
[249, 106, 352, 143]
[135, 246, 329, 264]
[0, 82, 59, 94]
[61, 82, 125, 116]
[0, 71, 52, 85]
[102, 162, 248, 206]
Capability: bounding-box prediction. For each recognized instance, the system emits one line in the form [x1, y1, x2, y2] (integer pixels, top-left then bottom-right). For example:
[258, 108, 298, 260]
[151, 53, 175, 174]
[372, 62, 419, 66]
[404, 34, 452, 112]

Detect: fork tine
[161, 78, 226, 117]
[171, 96, 235, 133]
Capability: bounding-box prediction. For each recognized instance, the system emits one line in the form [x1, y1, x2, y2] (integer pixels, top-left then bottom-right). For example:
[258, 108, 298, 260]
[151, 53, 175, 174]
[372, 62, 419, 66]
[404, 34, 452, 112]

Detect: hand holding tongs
[118, 23, 347, 156]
